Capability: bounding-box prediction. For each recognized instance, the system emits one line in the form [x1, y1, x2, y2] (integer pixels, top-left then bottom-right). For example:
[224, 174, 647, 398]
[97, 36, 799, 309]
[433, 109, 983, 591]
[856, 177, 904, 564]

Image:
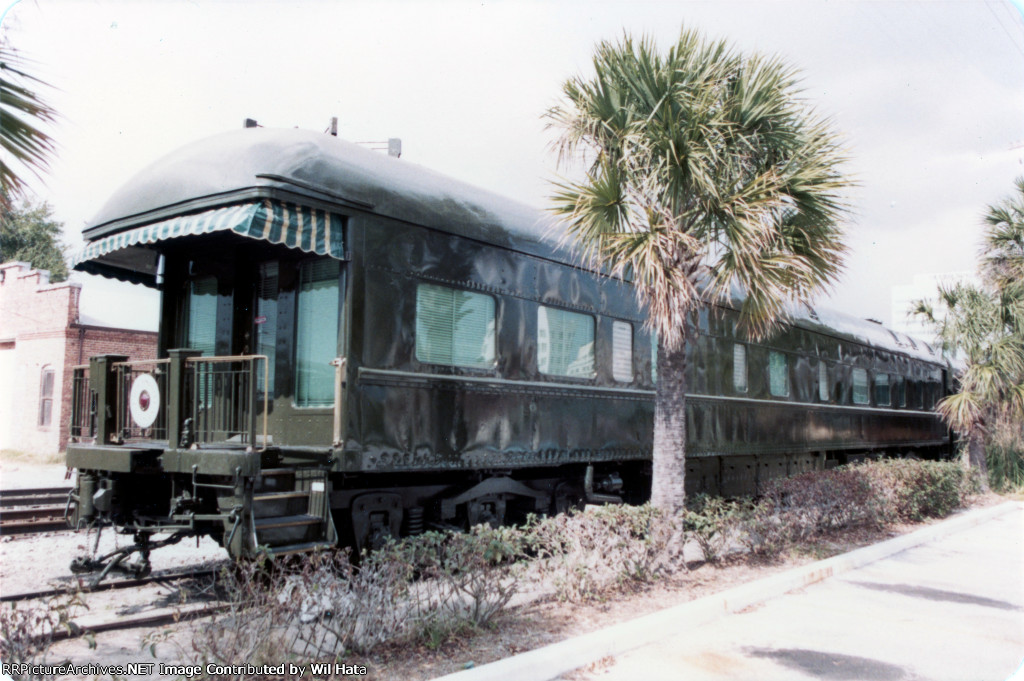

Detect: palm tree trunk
[966, 428, 990, 492]
[650, 329, 688, 515]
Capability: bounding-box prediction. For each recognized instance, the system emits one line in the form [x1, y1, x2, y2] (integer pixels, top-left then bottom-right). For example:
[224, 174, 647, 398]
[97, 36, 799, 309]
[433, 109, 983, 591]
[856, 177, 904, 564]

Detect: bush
[739, 459, 972, 558]
[403, 524, 526, 645]
[0, 592, 85, 681]
[524, 504, 686, 602]
[859, 458, 973, 522]
[175, 528, 526, 671]
[682, 494, 743, 563]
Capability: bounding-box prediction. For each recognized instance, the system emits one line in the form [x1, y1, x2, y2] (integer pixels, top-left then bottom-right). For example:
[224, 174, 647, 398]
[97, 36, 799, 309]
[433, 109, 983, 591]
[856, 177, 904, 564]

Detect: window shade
[296, 259, 339, 407]
[415, 284, 496, 369]
[538, 306, 595, 378]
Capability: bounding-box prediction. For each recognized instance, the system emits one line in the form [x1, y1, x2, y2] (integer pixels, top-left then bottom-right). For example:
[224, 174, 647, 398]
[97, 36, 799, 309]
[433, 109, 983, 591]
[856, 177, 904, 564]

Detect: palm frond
[0, 44, 58, 204]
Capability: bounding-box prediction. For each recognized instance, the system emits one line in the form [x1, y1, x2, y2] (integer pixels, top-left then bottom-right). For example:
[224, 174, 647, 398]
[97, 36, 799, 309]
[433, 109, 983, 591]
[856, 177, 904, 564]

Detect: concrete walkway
[434, 501, 1024, 681]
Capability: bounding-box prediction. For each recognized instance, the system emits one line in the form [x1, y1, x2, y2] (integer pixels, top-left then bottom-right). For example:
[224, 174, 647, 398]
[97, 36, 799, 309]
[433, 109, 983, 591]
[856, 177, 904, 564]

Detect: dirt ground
[0, 457, 1008, 681]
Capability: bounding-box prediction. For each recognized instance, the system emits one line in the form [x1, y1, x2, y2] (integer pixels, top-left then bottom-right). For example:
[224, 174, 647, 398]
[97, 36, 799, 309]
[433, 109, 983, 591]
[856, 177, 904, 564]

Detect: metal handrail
[111, 358, 171, 369]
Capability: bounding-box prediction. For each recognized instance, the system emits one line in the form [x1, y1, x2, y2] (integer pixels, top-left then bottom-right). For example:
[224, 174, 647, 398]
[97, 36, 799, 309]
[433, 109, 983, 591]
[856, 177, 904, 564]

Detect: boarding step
[264, 541, 335, 557]
[254, 513, 324, 545]
[255, 468, 297, 493]
[252, 491, 310, 518]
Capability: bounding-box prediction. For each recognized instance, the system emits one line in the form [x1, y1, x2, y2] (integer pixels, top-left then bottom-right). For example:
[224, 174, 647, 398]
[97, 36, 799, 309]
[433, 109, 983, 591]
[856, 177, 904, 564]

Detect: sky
[2, 0, 1023, 334]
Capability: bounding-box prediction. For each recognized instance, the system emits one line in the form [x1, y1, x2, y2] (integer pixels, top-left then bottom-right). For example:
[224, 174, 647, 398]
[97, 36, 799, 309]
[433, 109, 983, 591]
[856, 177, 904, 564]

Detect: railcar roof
[85, 127, 568, 262]
[83, 127, 943, 365]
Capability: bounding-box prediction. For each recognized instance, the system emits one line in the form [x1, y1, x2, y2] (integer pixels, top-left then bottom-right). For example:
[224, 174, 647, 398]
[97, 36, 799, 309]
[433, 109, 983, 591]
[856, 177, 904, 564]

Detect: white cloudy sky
[3, 0, 1023, 332]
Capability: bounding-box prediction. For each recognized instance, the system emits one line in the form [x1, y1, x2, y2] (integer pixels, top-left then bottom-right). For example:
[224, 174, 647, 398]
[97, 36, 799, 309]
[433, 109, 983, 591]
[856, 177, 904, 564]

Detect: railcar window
[538, 306, 595, 378]
[733, 343, 748, 393]
[255, 261, 278, 395]
[296, 259, 340, 407]
[768, 351, 789, 397]
[612, 321, 633, 382]
[894, 375, 907, 407]
[186, 276, 218, 357]
[415, 283, 496, 369]
[852, 368, 870, 405]
[818, 362, 829, 402]
[875, 373, 890, 406]
[38, 366, 54, 427]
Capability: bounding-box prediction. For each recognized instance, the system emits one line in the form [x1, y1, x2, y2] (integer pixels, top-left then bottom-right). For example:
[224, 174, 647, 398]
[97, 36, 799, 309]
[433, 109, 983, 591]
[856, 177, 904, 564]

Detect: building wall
[0, 262, 157, 456]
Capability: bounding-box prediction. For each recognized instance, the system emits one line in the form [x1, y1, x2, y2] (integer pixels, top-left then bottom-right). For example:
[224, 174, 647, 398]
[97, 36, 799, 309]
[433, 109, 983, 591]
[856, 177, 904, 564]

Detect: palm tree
[914, 179, 1024, 488]
[0, 42, 57, 207]
[546, 29, 850, 514]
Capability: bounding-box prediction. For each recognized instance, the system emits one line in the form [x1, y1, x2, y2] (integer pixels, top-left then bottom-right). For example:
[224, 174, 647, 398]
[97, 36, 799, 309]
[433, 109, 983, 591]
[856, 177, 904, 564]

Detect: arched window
[38, 366, 55, 427]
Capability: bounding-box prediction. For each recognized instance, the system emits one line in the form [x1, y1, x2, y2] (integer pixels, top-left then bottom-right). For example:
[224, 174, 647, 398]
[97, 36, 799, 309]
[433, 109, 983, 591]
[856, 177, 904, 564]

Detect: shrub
[524, 504, 686, 602]
[681, 494, 743, 563]
[0, 592, 85, 681]
[403, 524, 526, 645]
[860, 458, 972, 522]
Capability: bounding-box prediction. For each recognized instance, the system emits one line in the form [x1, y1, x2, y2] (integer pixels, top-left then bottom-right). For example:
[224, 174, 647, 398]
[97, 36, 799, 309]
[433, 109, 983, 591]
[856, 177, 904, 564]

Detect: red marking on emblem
[139, 391, 151, 410]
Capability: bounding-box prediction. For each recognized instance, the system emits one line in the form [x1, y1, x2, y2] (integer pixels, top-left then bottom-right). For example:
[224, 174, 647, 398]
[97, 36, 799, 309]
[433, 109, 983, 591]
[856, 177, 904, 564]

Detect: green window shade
[875, 373, 890, 406]
[186, 276, 218, 356]
[733, 343, 747, 393]
[537, 306, 595, 378]
[612, 321, 633, 383]
[818, 362, 829, 402]
[296, 259, 339, 407]
[255, 261, 278, 395]
[895, 375, 907, 407]
[769, 350, 789, 397]
[415, 284, 496, 368]
[852, 368, 870, 405]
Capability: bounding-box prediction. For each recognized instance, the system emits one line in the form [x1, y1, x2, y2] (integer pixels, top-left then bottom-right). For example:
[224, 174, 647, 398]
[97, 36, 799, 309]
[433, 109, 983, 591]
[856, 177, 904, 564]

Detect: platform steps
[251, 466, 336, 557]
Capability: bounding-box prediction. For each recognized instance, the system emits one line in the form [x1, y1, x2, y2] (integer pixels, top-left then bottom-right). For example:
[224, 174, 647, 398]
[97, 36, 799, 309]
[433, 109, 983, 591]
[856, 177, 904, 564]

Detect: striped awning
[72, 201, 345, 270]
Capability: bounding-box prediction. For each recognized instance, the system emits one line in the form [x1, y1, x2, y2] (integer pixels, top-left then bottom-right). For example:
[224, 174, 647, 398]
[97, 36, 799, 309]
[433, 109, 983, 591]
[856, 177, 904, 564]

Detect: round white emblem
[129, 373, 161, 429]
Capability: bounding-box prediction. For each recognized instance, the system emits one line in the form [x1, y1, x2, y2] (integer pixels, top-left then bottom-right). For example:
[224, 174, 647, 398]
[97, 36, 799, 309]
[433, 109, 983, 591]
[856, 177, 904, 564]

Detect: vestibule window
[295, 259, 340, 407]
[538, 306, 595, 378]
[186, 276, 218, 356]
[255, 261, 278, 395]
[415, 283, 496, 369]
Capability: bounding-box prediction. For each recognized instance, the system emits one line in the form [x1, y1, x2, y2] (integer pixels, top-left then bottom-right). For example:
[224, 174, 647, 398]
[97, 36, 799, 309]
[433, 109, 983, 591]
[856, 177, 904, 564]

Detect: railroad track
[0, 486, 72, 535]
[3, 565, 228, 643]
[1, 565, 222, 603]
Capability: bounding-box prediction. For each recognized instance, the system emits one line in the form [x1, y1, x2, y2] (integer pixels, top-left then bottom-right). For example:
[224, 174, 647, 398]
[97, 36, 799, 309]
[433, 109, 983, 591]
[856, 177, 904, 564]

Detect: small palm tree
[546, 29, 850, 514]
[0, 42, 57, 207]
[915, 179, 1024, 488]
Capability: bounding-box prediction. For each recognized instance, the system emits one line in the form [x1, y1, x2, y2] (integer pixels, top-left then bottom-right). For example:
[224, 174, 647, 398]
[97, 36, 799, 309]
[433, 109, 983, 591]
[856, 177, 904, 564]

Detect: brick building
[0, 261, 157, 456]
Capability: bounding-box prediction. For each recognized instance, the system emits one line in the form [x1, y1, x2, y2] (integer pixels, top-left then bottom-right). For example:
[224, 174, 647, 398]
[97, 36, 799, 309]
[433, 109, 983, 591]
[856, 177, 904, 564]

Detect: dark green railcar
[65, 127, 951, 571]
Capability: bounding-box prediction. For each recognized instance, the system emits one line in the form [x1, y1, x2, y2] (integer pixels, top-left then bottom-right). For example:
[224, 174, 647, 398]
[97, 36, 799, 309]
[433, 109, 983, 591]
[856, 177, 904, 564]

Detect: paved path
[434, 502, 1024, 681]
[571, 503, 1024, 681]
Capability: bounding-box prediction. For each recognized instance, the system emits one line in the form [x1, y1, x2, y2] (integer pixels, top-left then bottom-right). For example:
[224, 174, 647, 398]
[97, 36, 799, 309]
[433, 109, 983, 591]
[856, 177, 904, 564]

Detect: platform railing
[74, 351, 268, 450]
[69, 365, 94, 440]
[184, 354, 269, 449]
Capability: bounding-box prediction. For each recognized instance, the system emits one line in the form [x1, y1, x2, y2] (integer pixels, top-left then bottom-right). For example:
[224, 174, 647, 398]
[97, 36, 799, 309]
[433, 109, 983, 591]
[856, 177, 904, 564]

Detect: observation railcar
[65, 127, 951, 569]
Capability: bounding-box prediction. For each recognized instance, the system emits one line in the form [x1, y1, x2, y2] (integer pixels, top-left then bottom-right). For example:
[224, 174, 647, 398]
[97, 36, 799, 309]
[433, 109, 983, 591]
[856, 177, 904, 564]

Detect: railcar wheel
[551, 481, 585, 515]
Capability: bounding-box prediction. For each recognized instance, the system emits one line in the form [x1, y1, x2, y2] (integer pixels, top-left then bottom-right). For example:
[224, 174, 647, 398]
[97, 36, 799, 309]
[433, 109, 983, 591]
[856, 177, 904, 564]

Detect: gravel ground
[1, 459, 227, 595]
